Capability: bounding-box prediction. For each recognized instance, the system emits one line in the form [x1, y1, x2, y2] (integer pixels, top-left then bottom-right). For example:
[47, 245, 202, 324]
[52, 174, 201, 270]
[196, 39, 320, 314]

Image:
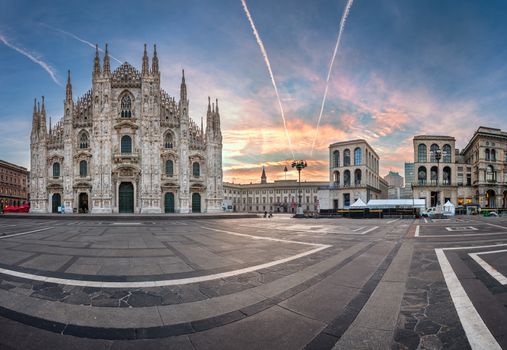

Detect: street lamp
[291, 160, 307, 218]
[434, 149, 442, 216]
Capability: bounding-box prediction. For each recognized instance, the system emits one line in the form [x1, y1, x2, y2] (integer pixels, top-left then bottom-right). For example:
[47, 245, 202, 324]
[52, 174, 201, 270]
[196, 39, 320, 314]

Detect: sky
[0, 0, 506, 184]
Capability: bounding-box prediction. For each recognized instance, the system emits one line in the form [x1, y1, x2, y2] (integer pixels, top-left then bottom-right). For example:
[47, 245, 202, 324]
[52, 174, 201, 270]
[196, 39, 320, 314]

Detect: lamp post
[435, 149, 442, 217]
[292, 160, 307, 218]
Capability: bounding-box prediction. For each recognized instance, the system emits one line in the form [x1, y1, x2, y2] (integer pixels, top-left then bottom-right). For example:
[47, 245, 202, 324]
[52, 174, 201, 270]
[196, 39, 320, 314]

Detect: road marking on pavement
[436, 247, 502, 350]
[415, 225, 420, 237]
[0, 227, 53, 239]
[486, 223, 507, 230]
[387, 219, 399, 224]
[352, 226, 365, 232]
[0, 226, 332, 288]
[417, 231, 507, 238]
[360, 226, 379, 235]
[111, 222, 141, 225]
[424, 218, 428, 223]
[445, 226, 478, 232]
[469, 249, 507, 285]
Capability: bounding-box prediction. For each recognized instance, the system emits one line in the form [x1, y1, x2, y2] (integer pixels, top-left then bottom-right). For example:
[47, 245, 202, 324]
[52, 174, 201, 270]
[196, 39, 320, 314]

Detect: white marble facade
[30, 44, 223, 214]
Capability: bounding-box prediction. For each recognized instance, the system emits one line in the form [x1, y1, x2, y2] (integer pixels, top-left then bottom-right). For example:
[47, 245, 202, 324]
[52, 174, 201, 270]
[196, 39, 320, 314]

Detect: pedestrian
[264, 211, 267, 218]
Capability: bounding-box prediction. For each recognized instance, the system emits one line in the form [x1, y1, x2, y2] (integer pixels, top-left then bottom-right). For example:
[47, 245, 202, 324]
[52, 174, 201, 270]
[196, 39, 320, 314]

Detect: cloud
[0, 33, 61, 86]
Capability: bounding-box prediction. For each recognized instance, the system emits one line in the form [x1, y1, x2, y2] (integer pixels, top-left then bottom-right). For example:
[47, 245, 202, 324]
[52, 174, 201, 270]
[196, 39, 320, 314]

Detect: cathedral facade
[30, 44, 223, 214]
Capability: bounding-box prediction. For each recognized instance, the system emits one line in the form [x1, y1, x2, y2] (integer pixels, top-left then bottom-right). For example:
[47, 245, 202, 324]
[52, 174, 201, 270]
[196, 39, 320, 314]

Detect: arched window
[417, 144, 427, 162]
[164, 133, 174, 149]
[430, 144, 439, 162]
[443, 166, 451, 185]
[354, 169, 362, 185]
[354, 147, 362, 165]
[418, 166, 427, 185]
[486, 165, 496, 182]
[79, 132, 89, 149]
[121, 135, 132, 154]
[192, 162, 200, 177]
[343, 149, 351, 166]
[53, 162, 60, 177]
[333, 151, 340, 167]
[431, 166, 438, 185]
[485, 149, 490, 161]
[333, 171, 340, 186]
[121, 95, 132, 118]
[491, 149, 496, 161]
[443, 144, 452, 163]
[79, 160, 87, 177]
[166, 160, 174, 176]
[344, 170, 351, 186]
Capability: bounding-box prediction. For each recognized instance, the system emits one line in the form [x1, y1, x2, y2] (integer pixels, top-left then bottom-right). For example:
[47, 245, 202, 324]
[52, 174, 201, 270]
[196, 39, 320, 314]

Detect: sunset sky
[1, 0, 506, 184]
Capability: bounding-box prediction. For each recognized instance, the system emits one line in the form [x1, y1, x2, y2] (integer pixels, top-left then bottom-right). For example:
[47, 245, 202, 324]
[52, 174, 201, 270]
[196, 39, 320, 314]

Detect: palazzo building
[412, 127, 507, 208]
[30, 44, 223, 214]
[0, 160, 29, 207]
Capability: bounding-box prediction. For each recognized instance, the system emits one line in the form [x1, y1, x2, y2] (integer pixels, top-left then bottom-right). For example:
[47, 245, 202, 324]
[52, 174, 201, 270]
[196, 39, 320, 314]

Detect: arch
[121, 135, 132, 154]
[119, 182, 134, 213]
[354, 147, 362, 165]
[120, 94, 132, 118]
[343, 149, 351, 166]
[79, 131, 89, 149]
[486, 165, 496, 182]
[443, 166, 451, 185]
[53, 162, 60, 177]
[332, 150, 340, 168]
[192, 162, 200, 177]
[430, 166, 439, 185]
[418, 166, 427, 185]
[417, 144, 427, 162]
[491, 149, 496, 161]
[333, 171, 340, 186]
[52, 193, 61, 213]
[485, 149, 490, 161]
[344, 169, 351, 186]
[79, 160, 87, 177]
[164, 132, 174, 149]
[354, 169, 362, 185]
[430, 144, 440, 162]
[166, 159, 174, 176]
[192, 193, 201, 213]
[485, 189, 496, 208]
[78, 192, 88, 213]
[443, 144, 452, 163]
[164, 192, 175, 213]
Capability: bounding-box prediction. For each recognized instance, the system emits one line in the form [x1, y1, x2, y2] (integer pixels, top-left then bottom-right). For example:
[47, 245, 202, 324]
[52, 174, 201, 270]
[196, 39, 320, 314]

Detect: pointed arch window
[166, 160, 174, 177]
[121, 95, 132, 118]
[53, 162, 60, 177]
[79, 160, 87, 177]
[79, 132, 89, 149]
[192, 162, 200, 177]
[121, 135, 132, 154]
[164, 133, 174, 149]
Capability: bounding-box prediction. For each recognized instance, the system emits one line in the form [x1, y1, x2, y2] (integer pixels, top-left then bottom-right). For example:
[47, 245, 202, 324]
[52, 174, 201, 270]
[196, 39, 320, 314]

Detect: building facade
[223, 169, 326, 213]
[0, 160, 29, 207]
[384, 171, 404, 188]
[412, 127, 507, 208]
[404, 162, 414, 186]
[325, 139, 382, 208]
[30, 44, 223, 214]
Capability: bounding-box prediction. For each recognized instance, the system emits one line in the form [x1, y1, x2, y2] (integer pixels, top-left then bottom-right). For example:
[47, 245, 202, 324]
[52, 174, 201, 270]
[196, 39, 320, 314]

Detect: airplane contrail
[310, 0, 354, 156]
[241, 0, 295, 160]
[41, 23, 123, 64]
[0, 34, 61, 86]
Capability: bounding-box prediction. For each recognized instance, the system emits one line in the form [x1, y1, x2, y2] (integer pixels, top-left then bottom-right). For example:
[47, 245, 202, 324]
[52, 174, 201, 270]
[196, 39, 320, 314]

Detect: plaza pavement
[0, 214, 505, 349]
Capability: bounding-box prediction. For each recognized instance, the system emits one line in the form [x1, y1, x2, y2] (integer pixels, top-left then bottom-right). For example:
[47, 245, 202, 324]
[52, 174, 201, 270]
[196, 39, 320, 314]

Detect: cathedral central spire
[65, 70, 73, 103]
[103, 43, 110, 76]
[142, 43, 149, 76]
[180, 69, 187, 102]
[93, 44, 101, 77]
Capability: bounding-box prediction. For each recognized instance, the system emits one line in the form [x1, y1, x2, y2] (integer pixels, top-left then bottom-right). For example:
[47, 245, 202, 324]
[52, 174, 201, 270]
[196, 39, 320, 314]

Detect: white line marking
[387, 219, 399, 224]
[424, 218, 428, 223]
[469, 250, 507, 285]
[445, 226, 478, 232]
[0, 227, 53, 239]
[361, 226, 379, 235]
[352, 226, 365, 232]
[0, 226, 331, 288]
[415, 225, 420, 237]
[111, 222, 141, 225]
[417, 231, 507, 238]
[0, 224, 17, 228]
[436, 248, 502, 350]
[442, 243, 507, 251]
[486, 223, 507, 230]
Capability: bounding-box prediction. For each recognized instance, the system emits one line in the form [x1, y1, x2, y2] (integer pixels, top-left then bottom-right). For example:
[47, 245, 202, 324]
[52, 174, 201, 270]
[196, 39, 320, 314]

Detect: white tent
[366, 199, 426, 209]
[443, 201, 455, 216]
[350, 198, 367, 208]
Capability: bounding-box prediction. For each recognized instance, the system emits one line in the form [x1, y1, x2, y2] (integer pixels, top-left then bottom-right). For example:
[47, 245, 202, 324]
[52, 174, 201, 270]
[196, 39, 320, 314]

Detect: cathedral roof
[111, 62, 141, 88]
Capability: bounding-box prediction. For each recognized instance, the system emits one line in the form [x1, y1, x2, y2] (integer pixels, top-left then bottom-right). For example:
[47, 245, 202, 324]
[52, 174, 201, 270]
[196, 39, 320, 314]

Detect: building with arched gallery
[29, 44, 223, 214]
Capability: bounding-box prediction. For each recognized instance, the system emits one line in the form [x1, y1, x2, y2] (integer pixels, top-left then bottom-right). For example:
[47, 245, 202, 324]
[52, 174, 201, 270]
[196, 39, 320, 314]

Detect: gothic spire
[93, 44, 101, 77]
[65, 70, 72, 103]
[142, 43, 149, 76]
[103, 43, 110, 75]
[215, 98, 221, 131]
[261, 166, 267, 184]
[40, 96, 47, 134]
[180, 69, 187, 102]
[151, 44, 159, 75]
[32, 98, 39, 133]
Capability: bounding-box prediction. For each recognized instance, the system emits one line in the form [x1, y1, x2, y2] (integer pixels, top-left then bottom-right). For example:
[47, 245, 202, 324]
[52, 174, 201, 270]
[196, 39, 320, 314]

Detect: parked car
[3, 203, 30, 213]
[421, 207, 436, 217]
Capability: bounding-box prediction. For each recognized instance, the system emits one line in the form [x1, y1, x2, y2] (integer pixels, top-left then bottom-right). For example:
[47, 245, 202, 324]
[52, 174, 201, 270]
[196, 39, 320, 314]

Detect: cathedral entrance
[192, 193, 201, 213]
[119, 182, 134, 213]
[52, 193, 61, 213]
[79, 192, 89, 213]
[164, 192, 175, 213]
